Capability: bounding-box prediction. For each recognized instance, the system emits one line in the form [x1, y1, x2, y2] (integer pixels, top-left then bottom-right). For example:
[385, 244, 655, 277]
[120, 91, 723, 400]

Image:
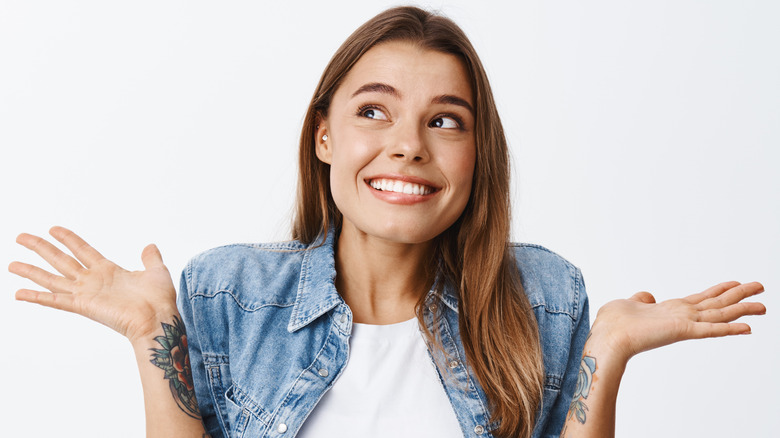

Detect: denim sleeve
[547, 268, 591, 436]
[177, 262, 224, 437]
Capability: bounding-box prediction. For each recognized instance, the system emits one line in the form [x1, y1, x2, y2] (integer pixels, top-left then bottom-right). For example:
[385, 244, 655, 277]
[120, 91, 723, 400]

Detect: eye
[430, 116, 460, 129]
[358, 105, 389, 121]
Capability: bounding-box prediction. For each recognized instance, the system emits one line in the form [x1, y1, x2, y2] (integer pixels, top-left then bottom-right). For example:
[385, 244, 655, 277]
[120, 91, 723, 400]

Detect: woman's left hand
[590, 281, 766, 363]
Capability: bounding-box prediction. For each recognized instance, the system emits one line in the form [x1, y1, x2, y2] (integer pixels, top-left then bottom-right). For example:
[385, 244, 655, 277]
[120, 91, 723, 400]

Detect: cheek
[453, 148, 477, 216]
[327, 135, 377, 196]
[449, 147, 477, 192]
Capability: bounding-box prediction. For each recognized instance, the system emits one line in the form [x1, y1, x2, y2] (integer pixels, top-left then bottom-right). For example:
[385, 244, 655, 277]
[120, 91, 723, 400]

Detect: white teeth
[368, 178, 434, 195]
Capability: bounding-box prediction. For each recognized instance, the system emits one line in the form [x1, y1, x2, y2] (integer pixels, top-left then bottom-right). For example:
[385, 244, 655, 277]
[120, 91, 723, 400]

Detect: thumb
[141, 244, 164, 270]
[629, 291, 656, 304]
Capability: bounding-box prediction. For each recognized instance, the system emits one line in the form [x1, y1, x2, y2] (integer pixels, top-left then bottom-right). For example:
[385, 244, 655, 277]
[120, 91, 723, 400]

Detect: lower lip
[365, 181, 439, 205]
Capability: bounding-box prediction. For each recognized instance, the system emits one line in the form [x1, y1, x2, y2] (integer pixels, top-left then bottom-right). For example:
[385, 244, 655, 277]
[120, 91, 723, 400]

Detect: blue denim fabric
[178, 231, 589, 438]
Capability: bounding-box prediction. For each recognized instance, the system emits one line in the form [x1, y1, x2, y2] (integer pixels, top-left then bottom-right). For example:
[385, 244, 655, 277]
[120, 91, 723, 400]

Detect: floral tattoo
[568, 355, 597, 424]
[149, 316, 200, 419]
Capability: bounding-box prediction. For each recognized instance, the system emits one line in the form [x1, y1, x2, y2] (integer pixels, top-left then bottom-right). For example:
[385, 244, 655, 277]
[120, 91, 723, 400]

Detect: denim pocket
[206, 361, 253, 438]
[535, 374, 564, 433]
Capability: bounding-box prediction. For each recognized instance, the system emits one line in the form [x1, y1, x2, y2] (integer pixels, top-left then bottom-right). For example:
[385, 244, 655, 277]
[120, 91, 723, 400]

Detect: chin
[356, 219, 454, 245]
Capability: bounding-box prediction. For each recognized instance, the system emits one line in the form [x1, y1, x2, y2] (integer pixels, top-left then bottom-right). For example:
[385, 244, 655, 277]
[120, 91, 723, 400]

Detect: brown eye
[431, 116, 459, 129]
[359, 106, 389, 121]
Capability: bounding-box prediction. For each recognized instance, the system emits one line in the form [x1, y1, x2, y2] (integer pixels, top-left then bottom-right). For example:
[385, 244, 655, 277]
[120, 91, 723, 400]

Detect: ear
[314, 119, 332, 165]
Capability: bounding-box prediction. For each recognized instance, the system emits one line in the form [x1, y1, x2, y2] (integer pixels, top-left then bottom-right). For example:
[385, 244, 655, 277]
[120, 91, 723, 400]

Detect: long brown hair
[292, 6, 544, 438]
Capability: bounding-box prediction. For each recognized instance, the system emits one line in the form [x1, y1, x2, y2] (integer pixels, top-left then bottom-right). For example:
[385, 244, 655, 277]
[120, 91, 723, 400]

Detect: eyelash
[355, 104, 465, 130]
[356, 104, 385, 120]
[433, 113, 465, 130]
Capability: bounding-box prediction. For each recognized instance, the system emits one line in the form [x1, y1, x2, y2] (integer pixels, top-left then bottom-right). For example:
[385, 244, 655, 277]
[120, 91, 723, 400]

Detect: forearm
[560, 335, 628, 438]
[130, 310, 208, 438]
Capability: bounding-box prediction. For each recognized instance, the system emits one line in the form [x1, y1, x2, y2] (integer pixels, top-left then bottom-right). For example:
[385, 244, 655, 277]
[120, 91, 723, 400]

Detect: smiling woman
[8, 5, 769, 438]
[316, 41, 476, 244]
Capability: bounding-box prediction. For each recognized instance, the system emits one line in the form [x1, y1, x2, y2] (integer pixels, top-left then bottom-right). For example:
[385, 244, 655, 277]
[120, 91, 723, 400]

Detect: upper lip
[364, 173, 442, 190]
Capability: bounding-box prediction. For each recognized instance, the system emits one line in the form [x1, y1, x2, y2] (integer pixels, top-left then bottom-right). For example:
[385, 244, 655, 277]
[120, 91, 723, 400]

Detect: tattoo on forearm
[149, 315, 200, 419]
[567, 355, 597, 425]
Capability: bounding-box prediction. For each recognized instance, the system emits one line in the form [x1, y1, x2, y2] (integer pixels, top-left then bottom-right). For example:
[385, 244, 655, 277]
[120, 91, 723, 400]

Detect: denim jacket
[178, 231, 589, 438]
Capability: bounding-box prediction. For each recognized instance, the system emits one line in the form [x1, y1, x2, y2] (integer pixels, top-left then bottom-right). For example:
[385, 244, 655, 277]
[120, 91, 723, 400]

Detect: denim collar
[287, 229, 343, 332]
[287, 227, 459, 333]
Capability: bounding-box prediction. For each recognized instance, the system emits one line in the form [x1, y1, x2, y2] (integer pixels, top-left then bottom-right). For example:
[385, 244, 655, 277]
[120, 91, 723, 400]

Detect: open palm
[591, 281, 766, 360]
[10, 226, 178, 343]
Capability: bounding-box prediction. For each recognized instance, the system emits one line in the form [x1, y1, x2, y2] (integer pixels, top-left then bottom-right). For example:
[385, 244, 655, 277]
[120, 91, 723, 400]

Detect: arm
[10, 227, 208, 438]
[560, 281, 766, 437]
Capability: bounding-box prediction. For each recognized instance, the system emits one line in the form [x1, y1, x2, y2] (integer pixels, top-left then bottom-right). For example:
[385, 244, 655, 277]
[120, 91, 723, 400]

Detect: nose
[387, 123, 429, 163]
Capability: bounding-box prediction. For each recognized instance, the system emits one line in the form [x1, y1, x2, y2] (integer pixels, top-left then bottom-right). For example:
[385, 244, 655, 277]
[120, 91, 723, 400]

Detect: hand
[9, 226, 178, 344]
[589, 281, 766, 363]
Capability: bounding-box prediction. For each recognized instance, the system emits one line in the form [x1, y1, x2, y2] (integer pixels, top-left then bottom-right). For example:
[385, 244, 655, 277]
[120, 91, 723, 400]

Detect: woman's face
[317, 41, 476, 245]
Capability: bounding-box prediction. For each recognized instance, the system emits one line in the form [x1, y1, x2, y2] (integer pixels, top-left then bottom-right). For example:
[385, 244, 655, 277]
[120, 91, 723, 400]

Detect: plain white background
[1, 1, 778, 436]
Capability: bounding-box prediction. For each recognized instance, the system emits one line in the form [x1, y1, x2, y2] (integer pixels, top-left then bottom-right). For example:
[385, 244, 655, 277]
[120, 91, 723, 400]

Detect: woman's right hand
[9, 226, 178, 344]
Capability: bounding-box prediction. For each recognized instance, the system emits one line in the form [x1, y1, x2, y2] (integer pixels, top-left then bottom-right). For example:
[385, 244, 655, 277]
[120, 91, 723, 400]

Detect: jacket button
[318, 368, 329, 377]
[340, 314, 348, 324]
[428, 303, 437, 312]
[277, 423, 288, 433]
[449, 360, 459, 369]
[474, 425, 484, 435]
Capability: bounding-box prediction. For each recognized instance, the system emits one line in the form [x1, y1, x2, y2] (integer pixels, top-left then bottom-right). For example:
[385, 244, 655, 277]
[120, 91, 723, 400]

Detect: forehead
[337, 40, 473, 103]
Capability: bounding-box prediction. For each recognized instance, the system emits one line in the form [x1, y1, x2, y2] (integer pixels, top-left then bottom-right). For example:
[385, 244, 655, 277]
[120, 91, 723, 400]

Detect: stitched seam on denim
[510, 242, 578, 273]
[439, 315, 489, 430]
[299, 299, 341, 326]
[544, 373, 563, 391]
[228, 384, 270, 424]
[202, 353, 230, 364]
[189, 289, 294, 312]
[572, 266, 581, 320]
[423, 344, 464, 432]
[330, 307, 351, 337]
[532, 302, 577, 321]
[213, 242, 307, 251]
[434, 290, 459, 313]
[235, 409, 250, 438]
[290, 321, 343, 434]
[528, 261, 578, 320]
[569, 268, 584, 338]
[289, 241, 312, 329]
[207, 365, 231, 436]
[513, 244, 579, 319]
[185, 260, 194, 298]
[268, 318, 337, 431]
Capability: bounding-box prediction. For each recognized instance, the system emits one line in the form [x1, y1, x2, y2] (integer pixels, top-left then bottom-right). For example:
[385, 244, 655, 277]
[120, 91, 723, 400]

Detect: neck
[335, 222, 435, 325]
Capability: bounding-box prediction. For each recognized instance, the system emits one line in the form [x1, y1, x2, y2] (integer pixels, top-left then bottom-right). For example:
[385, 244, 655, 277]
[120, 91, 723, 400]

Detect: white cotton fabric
[295, 317, 464, 438]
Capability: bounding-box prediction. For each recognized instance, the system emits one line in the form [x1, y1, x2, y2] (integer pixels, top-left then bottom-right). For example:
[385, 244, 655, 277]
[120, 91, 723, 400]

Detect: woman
[10, 6, 765, 438]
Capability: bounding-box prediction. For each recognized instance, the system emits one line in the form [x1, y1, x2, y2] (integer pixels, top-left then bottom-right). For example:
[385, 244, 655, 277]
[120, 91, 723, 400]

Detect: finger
[49, 226, 105, 268]
[15, 288, 76, 313]
[8, 261, 73, 294]
[696, 282, 764, 310]
[698, 301, 767, 323]
[687, 321, 752, 339]
[683, 281, 742, 304]
[15, 232, 84, 278]
[629, 291, 656, 304]
[141, 244, 165, 270]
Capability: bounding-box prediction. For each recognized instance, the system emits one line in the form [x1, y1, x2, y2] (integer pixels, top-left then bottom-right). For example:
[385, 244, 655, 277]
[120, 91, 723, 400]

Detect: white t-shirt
[296, 317, 464, 437]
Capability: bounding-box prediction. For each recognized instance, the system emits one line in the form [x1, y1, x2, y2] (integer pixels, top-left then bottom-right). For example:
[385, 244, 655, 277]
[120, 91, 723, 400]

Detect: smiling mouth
[367, 178, 438, 195]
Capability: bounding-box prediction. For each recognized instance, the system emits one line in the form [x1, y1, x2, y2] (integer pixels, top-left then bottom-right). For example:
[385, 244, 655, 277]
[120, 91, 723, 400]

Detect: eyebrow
[351, 82, 399, 98]
[351, 82, 474, 115]
[432, 94, 473, 115]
